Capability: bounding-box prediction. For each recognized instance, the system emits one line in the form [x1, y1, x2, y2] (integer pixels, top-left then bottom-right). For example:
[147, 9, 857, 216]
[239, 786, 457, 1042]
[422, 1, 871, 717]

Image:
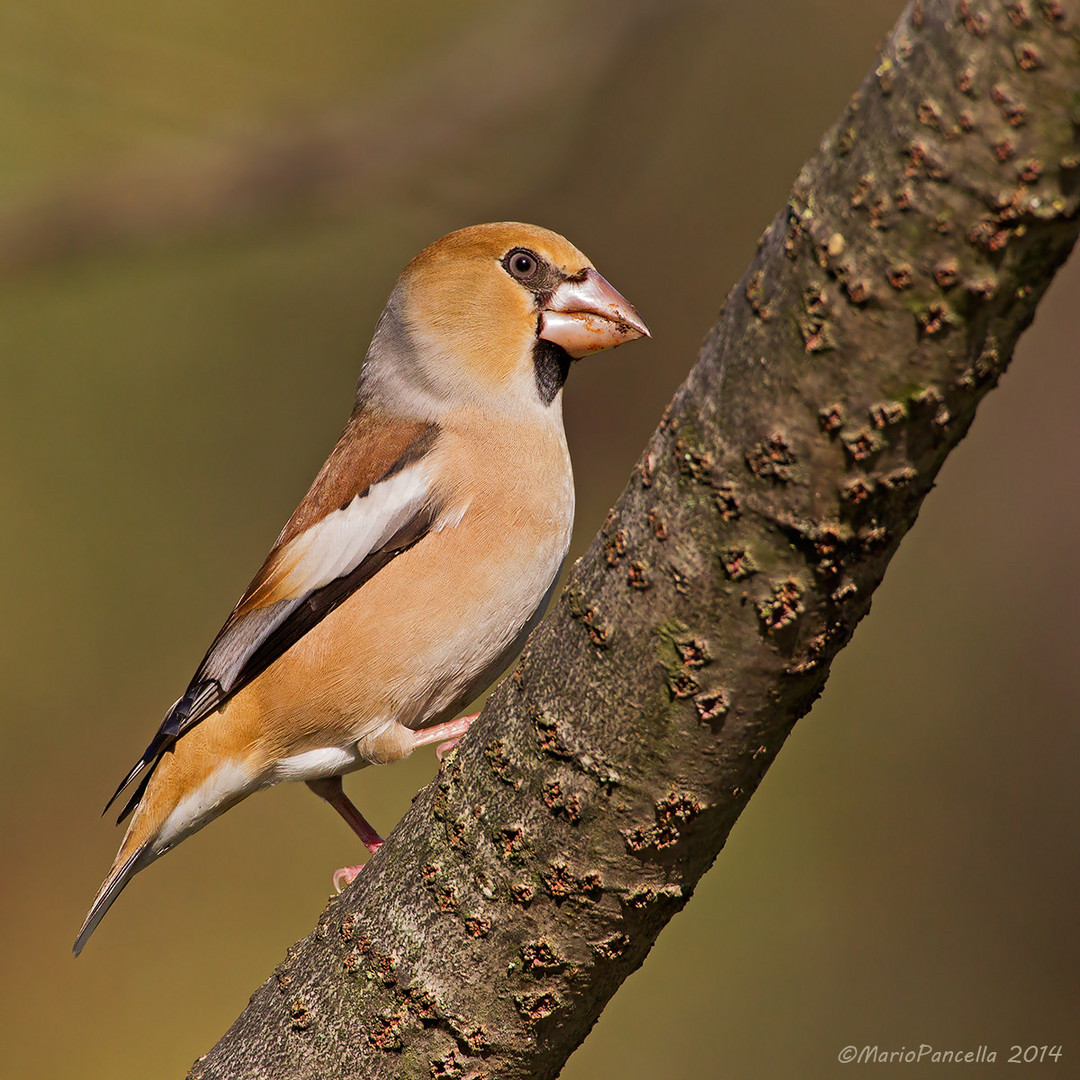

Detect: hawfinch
[74, 222, 648, 955]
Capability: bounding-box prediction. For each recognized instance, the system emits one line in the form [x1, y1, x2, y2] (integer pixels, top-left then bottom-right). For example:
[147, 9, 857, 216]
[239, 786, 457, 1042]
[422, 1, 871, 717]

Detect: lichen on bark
[190, 3, 1080, 1078]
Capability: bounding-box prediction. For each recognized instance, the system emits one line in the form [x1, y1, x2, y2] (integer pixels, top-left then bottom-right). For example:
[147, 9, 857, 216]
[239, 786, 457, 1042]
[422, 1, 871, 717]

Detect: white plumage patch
[201, 463, 438, 695]
[274, 745, 361, 783]
[435, 499, 470, 532]
[275, 464, 432, 598]
[154, 759, 254, 853]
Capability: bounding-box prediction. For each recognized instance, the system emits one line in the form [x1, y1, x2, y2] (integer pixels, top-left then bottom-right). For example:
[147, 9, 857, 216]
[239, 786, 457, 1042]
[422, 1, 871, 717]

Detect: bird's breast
[404, 417, 574, 722]
[246, 410, 574, 754]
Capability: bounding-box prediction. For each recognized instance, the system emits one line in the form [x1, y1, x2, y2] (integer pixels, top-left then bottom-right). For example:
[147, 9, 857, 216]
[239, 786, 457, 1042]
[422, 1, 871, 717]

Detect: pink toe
[436, 737, 463, 762]
[333, 865, 364, 893]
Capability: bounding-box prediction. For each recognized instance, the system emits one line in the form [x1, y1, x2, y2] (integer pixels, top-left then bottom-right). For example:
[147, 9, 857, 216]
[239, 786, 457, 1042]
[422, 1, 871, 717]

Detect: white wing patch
[274, 464, 433, 599]
[199, 462, 437, 696]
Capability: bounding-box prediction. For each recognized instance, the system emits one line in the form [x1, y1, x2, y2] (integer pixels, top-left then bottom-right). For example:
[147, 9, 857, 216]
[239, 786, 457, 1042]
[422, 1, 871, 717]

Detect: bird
[74, 222, 648, 956]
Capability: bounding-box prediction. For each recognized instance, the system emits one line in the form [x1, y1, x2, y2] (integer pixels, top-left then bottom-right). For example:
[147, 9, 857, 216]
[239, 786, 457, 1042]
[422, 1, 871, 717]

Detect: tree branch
[190, 2, 1080, 1077]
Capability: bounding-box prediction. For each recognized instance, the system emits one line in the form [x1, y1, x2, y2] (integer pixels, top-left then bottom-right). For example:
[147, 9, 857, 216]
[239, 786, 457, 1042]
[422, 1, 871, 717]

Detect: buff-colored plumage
[75, 223, 648, 955]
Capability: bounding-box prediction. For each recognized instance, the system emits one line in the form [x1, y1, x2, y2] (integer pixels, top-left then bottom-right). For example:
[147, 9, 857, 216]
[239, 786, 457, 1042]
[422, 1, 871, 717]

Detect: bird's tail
[73, 818, 159, 957]
[75, 718, 261, 956]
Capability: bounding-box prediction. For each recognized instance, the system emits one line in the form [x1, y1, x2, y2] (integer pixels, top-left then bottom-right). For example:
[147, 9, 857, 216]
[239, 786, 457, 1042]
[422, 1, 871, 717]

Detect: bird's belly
[405, 548, 566, 732]
[245, 489, 572, 767]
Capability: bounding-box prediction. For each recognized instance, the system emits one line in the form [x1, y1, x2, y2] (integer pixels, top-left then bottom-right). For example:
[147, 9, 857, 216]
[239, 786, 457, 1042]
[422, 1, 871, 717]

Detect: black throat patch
[532, 338, 573, 406]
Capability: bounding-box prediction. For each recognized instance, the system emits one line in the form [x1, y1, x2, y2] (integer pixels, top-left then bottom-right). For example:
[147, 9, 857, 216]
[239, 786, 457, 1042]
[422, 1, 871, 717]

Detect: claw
[436, 737, 464, 762]
[333, 864, 365, 893]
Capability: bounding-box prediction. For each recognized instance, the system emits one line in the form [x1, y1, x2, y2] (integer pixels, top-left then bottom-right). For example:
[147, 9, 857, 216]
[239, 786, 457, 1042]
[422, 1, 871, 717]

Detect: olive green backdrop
[2, 2, 1076, 1077]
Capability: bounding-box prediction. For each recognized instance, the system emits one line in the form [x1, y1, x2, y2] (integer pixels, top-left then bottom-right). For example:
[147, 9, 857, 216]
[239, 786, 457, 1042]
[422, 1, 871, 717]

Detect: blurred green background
[2, 2, 1077, 1077]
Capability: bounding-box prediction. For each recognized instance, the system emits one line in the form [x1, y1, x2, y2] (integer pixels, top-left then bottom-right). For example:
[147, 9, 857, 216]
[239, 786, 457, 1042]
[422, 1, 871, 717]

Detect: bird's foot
[310, 716, 478, 894]
[436, 737, 463, 761]
[332, 848, 382, 894]
[308, 775, 385, 893]
[413, 713, 478, 761]
[333, 865, 361, 892]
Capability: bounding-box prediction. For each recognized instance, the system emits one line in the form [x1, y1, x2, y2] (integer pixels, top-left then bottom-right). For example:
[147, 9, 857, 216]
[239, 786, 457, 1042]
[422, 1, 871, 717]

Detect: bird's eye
[506, 249, 538, 280]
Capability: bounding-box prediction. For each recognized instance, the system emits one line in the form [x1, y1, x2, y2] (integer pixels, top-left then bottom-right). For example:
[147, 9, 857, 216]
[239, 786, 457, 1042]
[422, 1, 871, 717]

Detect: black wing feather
[103, 502, 439, 822]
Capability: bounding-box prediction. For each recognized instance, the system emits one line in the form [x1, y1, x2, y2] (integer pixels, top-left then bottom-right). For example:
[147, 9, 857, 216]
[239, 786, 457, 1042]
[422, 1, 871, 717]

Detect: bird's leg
[306, 716, 477, 892]
[307, 775, 384, 892]
[411, 712, 478, 761]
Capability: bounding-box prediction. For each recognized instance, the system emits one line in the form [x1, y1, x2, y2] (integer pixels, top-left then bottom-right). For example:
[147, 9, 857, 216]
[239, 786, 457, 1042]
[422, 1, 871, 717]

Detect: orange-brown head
[362, 222, 648, 417]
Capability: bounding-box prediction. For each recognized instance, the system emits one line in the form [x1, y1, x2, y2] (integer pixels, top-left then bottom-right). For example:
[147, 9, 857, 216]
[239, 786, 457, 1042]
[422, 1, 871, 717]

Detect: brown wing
[104, 410, 441, 820]
[234, 410, 439, 616]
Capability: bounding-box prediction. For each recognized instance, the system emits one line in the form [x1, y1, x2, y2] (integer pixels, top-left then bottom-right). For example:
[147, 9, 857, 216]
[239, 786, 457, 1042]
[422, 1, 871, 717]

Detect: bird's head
[361, 222, 649, 417]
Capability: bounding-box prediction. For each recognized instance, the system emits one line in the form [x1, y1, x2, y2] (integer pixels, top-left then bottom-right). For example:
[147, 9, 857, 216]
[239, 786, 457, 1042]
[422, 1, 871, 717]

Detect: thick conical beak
[538, 268, 650, 359]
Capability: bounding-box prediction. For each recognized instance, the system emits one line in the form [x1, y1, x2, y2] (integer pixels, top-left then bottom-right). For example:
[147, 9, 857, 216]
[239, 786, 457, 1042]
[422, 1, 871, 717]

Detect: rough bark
[190, 3, 1080, 1078]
